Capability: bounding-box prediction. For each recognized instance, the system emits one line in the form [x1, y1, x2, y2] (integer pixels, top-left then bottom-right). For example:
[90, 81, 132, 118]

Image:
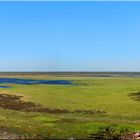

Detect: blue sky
[0, 1, 140, 72]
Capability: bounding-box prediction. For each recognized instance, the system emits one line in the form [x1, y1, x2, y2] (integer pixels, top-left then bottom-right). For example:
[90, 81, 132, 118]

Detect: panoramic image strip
[0, 1, 140, 139]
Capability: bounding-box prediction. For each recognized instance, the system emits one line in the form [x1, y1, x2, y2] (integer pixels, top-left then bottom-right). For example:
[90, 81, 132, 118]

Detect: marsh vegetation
[0, 73, 139, 139]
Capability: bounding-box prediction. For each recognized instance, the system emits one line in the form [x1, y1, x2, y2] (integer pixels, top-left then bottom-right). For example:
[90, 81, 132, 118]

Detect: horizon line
[0, 71, 140, 73]
[0, 0, 140, 1]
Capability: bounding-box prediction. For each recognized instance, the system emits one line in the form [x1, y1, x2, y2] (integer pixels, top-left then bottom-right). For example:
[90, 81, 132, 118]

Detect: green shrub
[90, 125, 129, 140]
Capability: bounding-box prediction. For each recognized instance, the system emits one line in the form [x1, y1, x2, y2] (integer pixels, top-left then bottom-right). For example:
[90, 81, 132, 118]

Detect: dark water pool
[0, 78, 72, 85]
[0, 86, 11, 88]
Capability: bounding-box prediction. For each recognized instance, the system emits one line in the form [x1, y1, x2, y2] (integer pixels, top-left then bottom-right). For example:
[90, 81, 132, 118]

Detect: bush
[90, 125, 129, 140]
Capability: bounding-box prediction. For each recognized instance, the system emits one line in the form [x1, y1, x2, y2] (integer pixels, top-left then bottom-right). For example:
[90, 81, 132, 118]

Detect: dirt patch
[0, 131, 25, 139]
[128, 92, 140, 101]
[0, 128, 44, 139]
[0, 94, 106, 115]
[74, 109, 106, 114]
[0, 94, 70, 113]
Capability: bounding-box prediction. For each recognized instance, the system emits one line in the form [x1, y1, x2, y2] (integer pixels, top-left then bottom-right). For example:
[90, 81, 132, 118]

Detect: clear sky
[0, 1, 140, 72]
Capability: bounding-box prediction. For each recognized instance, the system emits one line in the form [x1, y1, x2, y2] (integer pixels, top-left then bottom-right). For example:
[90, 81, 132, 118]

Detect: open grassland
[0, 75, 140, 138]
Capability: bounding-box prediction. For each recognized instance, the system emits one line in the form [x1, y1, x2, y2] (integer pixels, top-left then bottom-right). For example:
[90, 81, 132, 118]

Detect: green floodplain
[0, 72, 140, 138]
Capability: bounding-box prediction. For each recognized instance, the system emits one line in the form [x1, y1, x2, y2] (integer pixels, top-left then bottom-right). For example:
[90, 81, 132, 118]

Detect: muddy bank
[0, 94, 70, 113]
[0, 94, 106, 115]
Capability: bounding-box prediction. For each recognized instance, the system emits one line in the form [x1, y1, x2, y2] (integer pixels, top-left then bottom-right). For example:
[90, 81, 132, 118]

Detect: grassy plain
[0, 74, 140, 138]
